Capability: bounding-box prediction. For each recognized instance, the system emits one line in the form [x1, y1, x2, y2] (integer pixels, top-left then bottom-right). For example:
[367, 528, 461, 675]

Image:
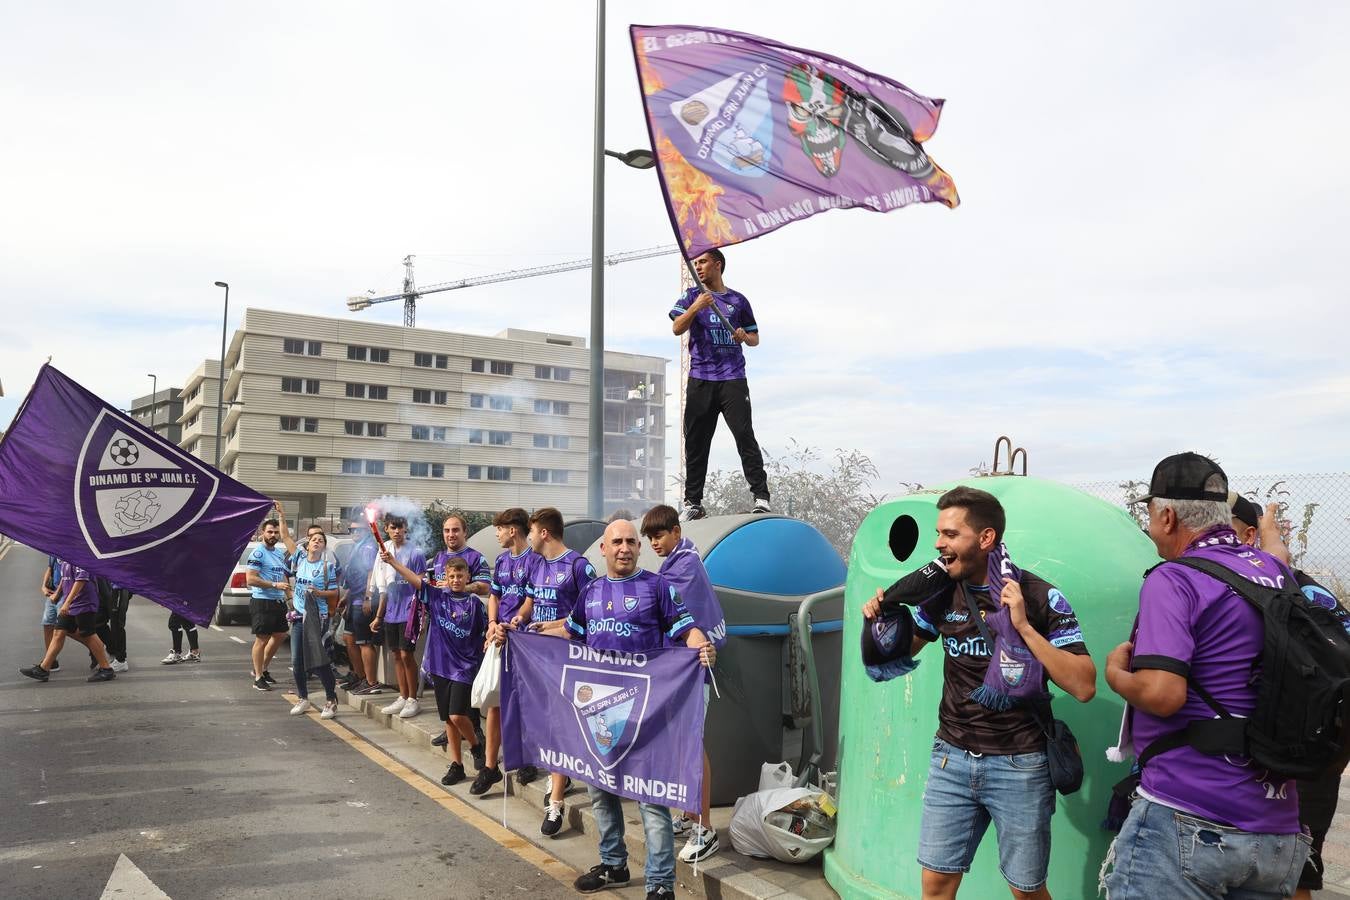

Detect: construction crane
[346, 245, 681, 326]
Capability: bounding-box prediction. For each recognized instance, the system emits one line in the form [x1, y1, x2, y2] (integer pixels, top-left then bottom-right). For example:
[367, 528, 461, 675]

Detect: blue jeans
[587, 785, 675, 889]
[289, 620, 336, 701]
[41, 598, 60, 627]
[1103, 797, 1310, 900]
[918, 737, 1055, 892]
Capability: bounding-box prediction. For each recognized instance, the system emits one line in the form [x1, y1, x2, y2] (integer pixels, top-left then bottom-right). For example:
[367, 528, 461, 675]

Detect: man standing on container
[670, 249, 770, 519]
[862, 486, 1096, 900]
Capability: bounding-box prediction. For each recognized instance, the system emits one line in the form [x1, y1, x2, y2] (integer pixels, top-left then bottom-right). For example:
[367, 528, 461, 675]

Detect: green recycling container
[824, 476, 1157, 900]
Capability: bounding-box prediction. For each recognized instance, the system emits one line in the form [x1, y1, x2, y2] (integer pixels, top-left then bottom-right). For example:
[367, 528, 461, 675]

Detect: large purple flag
[0, 365, 274, 626]
[631, 24, 959, 259]
[501, 631, 704, 814]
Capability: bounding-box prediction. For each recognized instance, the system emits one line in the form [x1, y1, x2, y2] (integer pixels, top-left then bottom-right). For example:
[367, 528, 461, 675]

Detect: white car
[216, 541, 259, 626]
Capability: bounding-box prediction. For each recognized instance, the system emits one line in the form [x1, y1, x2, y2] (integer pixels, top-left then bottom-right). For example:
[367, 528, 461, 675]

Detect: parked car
[216, 541, 258, 626]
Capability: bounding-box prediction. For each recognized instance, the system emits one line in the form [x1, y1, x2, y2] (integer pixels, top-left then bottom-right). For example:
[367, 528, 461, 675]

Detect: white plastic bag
[758, 761, 795, 791]
[471, 641, 501, 709]
[730, 787, 836, 863]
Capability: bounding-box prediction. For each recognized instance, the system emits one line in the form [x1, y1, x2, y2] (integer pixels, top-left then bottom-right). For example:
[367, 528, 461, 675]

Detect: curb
[336, 684, 836, 900]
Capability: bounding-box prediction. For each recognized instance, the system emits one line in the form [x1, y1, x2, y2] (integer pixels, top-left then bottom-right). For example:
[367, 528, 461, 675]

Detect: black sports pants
[683, 376, 768, 506]
[107, 589, 131, 662]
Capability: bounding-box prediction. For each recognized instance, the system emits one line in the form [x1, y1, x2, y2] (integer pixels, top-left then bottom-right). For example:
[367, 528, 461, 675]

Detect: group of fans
[241, 502, 726, 900]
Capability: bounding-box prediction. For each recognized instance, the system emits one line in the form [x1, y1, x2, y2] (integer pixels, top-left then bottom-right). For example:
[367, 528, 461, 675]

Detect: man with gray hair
[1102, 453, 1310, 899]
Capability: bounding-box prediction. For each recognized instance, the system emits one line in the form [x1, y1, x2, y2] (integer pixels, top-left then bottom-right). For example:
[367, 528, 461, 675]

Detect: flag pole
[678, 254, 739, 336]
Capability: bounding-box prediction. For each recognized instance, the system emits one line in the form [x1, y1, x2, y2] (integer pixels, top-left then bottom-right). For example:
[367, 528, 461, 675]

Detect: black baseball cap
[1229, 493, 1261, 528]
[1131, 452, 1229, 505]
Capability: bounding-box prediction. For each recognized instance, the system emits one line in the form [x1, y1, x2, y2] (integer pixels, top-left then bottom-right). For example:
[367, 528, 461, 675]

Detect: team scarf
[968, 543, 1050, 712]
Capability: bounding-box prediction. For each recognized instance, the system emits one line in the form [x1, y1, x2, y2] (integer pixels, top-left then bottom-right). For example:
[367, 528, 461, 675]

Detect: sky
[2, 1, 1347, 499]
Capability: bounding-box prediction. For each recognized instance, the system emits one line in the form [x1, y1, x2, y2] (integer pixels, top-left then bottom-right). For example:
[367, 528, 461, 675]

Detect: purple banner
[501, 630, 704, 813]
[0, 364, 274, 626]
[631, 24, 959, 259]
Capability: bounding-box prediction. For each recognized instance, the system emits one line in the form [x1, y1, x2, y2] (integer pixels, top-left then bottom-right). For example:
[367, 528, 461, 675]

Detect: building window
[535, 365, 571, 381]
[344, 421, 386, 437]
[533, 434, 549, 448]
[552, 435, 569, 449]
[490, 360, 513, 376]
[532, 469, 569, 484]
[302, 456, 316, 472]
[411, 425, 430, 441]
[435, 354, 449, 369]
[534, 399, 569, 415]
[365, 460, 384, 475]
[467, 465, 482, 480]
[413, 352, 432, 368]
[413, 389, 430, 404]
[307, 341, 321, 355]
[367, 422, 386, 437]
[368, 385, 388, 400]
[341, 459, 362, 474]
[303, 417, 318, 433]
[488, 395, 511, 411]
[185, 414, 198, 428]
[344, 420, 362, 435]
[369, 348, 389, 363]
[282, 377, 304, 394]
[432, 427, 447, 441]
[304, 379, 319, 395]
[277, 455, 298, 471]
[470, 359, 484, 373]
[469, 393, 484, 408]
[410, 462, 446, 478]
[345, 383, 365, 398]
[280, 416, 300, 431]
[489, 430, 511, 446]
[487, 466, 511, 481]
[185, 386, 200, 403]
[468, 429, 483, 444]
[347, 345, 367, 361]
[339, 506, 363, 522]
[284, 338, 305, 355]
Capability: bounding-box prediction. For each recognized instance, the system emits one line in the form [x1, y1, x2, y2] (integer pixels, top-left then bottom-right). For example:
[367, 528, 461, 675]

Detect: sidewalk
[332, 683, 838, 900]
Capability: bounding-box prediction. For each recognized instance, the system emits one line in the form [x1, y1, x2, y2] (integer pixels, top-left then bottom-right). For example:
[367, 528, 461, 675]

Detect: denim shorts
[1102, 796, 1310, 900]
[918, 737, 1054, 892]
[41, 598, 60, 627]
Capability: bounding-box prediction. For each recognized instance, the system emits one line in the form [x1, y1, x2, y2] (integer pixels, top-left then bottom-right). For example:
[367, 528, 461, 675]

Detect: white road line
[210, 624, 224, 632]
[100, 853, 171, 900]
[229, 635, 247, 644]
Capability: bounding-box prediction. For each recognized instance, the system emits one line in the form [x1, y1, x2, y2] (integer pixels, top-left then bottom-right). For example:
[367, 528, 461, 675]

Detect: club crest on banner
[562, 665, 650, 770]
[74, 410, 220, 559]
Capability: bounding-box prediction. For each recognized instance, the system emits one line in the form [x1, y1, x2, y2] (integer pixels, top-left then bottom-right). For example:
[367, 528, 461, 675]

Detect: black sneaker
[339, 672, 359, 689]
[517, 764, 539, 785]
[646, 887, 675, 900]
[262, 670, 278, 685]
[468, 765, 502, 796]
[253, 676, 271, 691]
[20, 664, 50, 682]
[441, 762, 466, 786]
[88, 667, 116, 683]
[470, 740, 486, 772]
[48, 660, 60, 672]
[431, 731, 449, 748]
[683, 504, 707, 521]
[574, 862, 630, 893]
[541, 800, 565, 837]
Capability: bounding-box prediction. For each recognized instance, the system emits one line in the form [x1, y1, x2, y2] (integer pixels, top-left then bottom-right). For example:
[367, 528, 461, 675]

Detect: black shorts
[57, 611, 99, 636]
[383, 620, 415, 652]
[1297, 774, 1341, 890]
[349, 602, 383, 646]
[249, 598, 288, 636]
[430, 674, 473, 720]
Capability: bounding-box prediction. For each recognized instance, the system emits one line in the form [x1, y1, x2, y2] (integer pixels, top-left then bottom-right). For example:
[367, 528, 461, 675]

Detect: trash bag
[730, 787, 837, 863]
[471, 641, 501, 709]
[759, 761, 796, 791]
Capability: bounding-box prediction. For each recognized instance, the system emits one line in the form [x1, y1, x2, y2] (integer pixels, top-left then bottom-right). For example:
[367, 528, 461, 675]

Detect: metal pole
[148, 374, 157, 431]
[214, 281, 229, 468]
[587, 0, 606, 520]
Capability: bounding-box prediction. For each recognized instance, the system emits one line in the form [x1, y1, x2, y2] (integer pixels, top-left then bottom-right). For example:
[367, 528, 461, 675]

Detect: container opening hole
[888, 515, 919, 563]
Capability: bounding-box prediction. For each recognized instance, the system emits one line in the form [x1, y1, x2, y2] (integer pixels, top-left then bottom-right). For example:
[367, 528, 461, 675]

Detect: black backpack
[1139, 556, 1350, 780]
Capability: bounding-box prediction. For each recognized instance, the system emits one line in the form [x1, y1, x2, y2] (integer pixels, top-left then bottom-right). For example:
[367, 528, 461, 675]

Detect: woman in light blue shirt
[289, 531, 341, 719]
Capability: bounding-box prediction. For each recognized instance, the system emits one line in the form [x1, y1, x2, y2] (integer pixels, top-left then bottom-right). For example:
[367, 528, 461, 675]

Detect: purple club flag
[631, 24, 959, 259]
[0, 365, 274, 626]
[501, 630, 704, 814]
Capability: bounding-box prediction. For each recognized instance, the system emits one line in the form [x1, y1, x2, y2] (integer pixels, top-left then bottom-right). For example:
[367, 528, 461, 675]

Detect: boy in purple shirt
[22, 562, 115, 682]
[1104, 453, 1310, 899]
[670, 248, 770, 520]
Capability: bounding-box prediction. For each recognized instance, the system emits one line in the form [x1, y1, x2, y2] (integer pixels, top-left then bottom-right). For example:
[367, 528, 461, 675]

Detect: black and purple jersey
[670, 286, 757, 381]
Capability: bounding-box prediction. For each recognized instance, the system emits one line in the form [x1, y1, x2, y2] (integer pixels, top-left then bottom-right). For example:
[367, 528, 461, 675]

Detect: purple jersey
[566, 569, 695, 653]
[670, 286, 758, 382]
[1131, 528, 1300, 833]
[658, 538, 726, 648]
[492, 548, 537, 625]
[525, 550, 596, 624]
[371, 543, 426, 623]
[433, 547, 491, 588]
[422, 589, 487, 683]
[59, 561, 97, 615]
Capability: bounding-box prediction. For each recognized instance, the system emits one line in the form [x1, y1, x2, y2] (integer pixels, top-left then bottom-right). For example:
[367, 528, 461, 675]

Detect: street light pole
[214, 281, 229, 468]
[147, 374, 157, 432]
[588, 0, 607, 520]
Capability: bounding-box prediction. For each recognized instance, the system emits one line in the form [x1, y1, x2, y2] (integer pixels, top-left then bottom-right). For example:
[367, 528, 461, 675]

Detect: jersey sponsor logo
[1048, 588, 1073, 616]
[944, 609, 969, 623]
[1049, 627, 1084, 648]
[943, 635, 989, 659]
[562, 665, 651, 770]
[587, 618, 635, 638]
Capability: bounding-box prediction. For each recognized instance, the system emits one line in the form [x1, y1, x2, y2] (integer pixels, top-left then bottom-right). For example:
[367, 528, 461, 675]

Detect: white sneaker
[398, 698, 421, 718]
[320, 700, 338, 720]
[110, 659, 129, 673]
[752, 497, 772, 514]
[671, 814, 694, 836]
[678, 824, 719, 863]
[381, 697, 407, 715]
[160, 651, 182, 665]
[290, 698, 314, 716]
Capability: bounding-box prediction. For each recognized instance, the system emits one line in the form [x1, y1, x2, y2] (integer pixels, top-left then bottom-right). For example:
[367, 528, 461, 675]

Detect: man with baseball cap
[1102, 453, 1310, 898]
[1228, 493, 1262, 546]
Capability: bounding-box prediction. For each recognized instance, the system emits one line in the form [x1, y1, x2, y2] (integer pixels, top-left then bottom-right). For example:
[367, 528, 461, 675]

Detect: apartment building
[182, 308, 666, 524]
[129, 387, 183, 444]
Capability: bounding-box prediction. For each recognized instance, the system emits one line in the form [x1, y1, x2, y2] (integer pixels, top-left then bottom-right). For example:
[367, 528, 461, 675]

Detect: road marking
[100, 853, 171, 899]
[210, 624, 224, 632]
[229, 636, 247, 644]
[279, 692, 576, 887]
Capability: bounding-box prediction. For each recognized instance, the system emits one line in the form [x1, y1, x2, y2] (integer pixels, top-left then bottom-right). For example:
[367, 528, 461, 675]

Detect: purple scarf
[968, 543, 1049, 712]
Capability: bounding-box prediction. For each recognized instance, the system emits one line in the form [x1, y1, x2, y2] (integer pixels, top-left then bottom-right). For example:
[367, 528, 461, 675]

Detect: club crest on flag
[74, 410, 220, 559]
[562, 665, 650, 770]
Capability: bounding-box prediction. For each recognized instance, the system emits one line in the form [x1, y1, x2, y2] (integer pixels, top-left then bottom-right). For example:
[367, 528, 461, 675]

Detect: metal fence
[1075, 473, 1350, 597]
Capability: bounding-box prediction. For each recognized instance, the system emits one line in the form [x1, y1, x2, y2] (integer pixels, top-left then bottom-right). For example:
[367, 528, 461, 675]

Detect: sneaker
[540, 800, 565, 837]
[320, 700, 338, 720]
[431, 731, 449, 748]
[573, 862, 630, 893]
[48, 660, 59, 672]
[184, 652, 201, 663]
[88, 667, 116, 683]
[339, 671, 359, 689]
[290, 698, 314, 716]
[646, 888, 675, 900]
[682, 504, 707, 521]
[20, 664, 50, 682]
[253, 676, 271, 691]
[161, 651, 183, 665]
[678, 824, 720, 863]
[470, 740, 486, 772]
[517, 764, 539, 785]
[671, 815, 694, 836]
[441, 762, 466, 786]
[468, 765, 502, 796]
[90, 656, 98, 669]
[752, 497, 772, 514]
[110, 659, 130, 673]
[355, 682, 383, 695]
[398, 698, 421, 718]
[380, 697, 407, 715]
[262, 670, 278, 685]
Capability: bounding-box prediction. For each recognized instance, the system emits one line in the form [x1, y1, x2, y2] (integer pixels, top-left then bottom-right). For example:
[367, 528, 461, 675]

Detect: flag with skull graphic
[0, 364, 274, 626]
[631, 24, 959, 259]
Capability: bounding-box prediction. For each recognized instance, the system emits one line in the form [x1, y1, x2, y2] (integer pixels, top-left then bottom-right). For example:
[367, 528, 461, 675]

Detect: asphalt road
[0, 542, 575, 900]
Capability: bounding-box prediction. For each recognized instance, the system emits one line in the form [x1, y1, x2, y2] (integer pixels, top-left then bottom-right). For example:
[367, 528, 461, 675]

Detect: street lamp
[147, 374, 158, 431]
[214, 281, 229, 468]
